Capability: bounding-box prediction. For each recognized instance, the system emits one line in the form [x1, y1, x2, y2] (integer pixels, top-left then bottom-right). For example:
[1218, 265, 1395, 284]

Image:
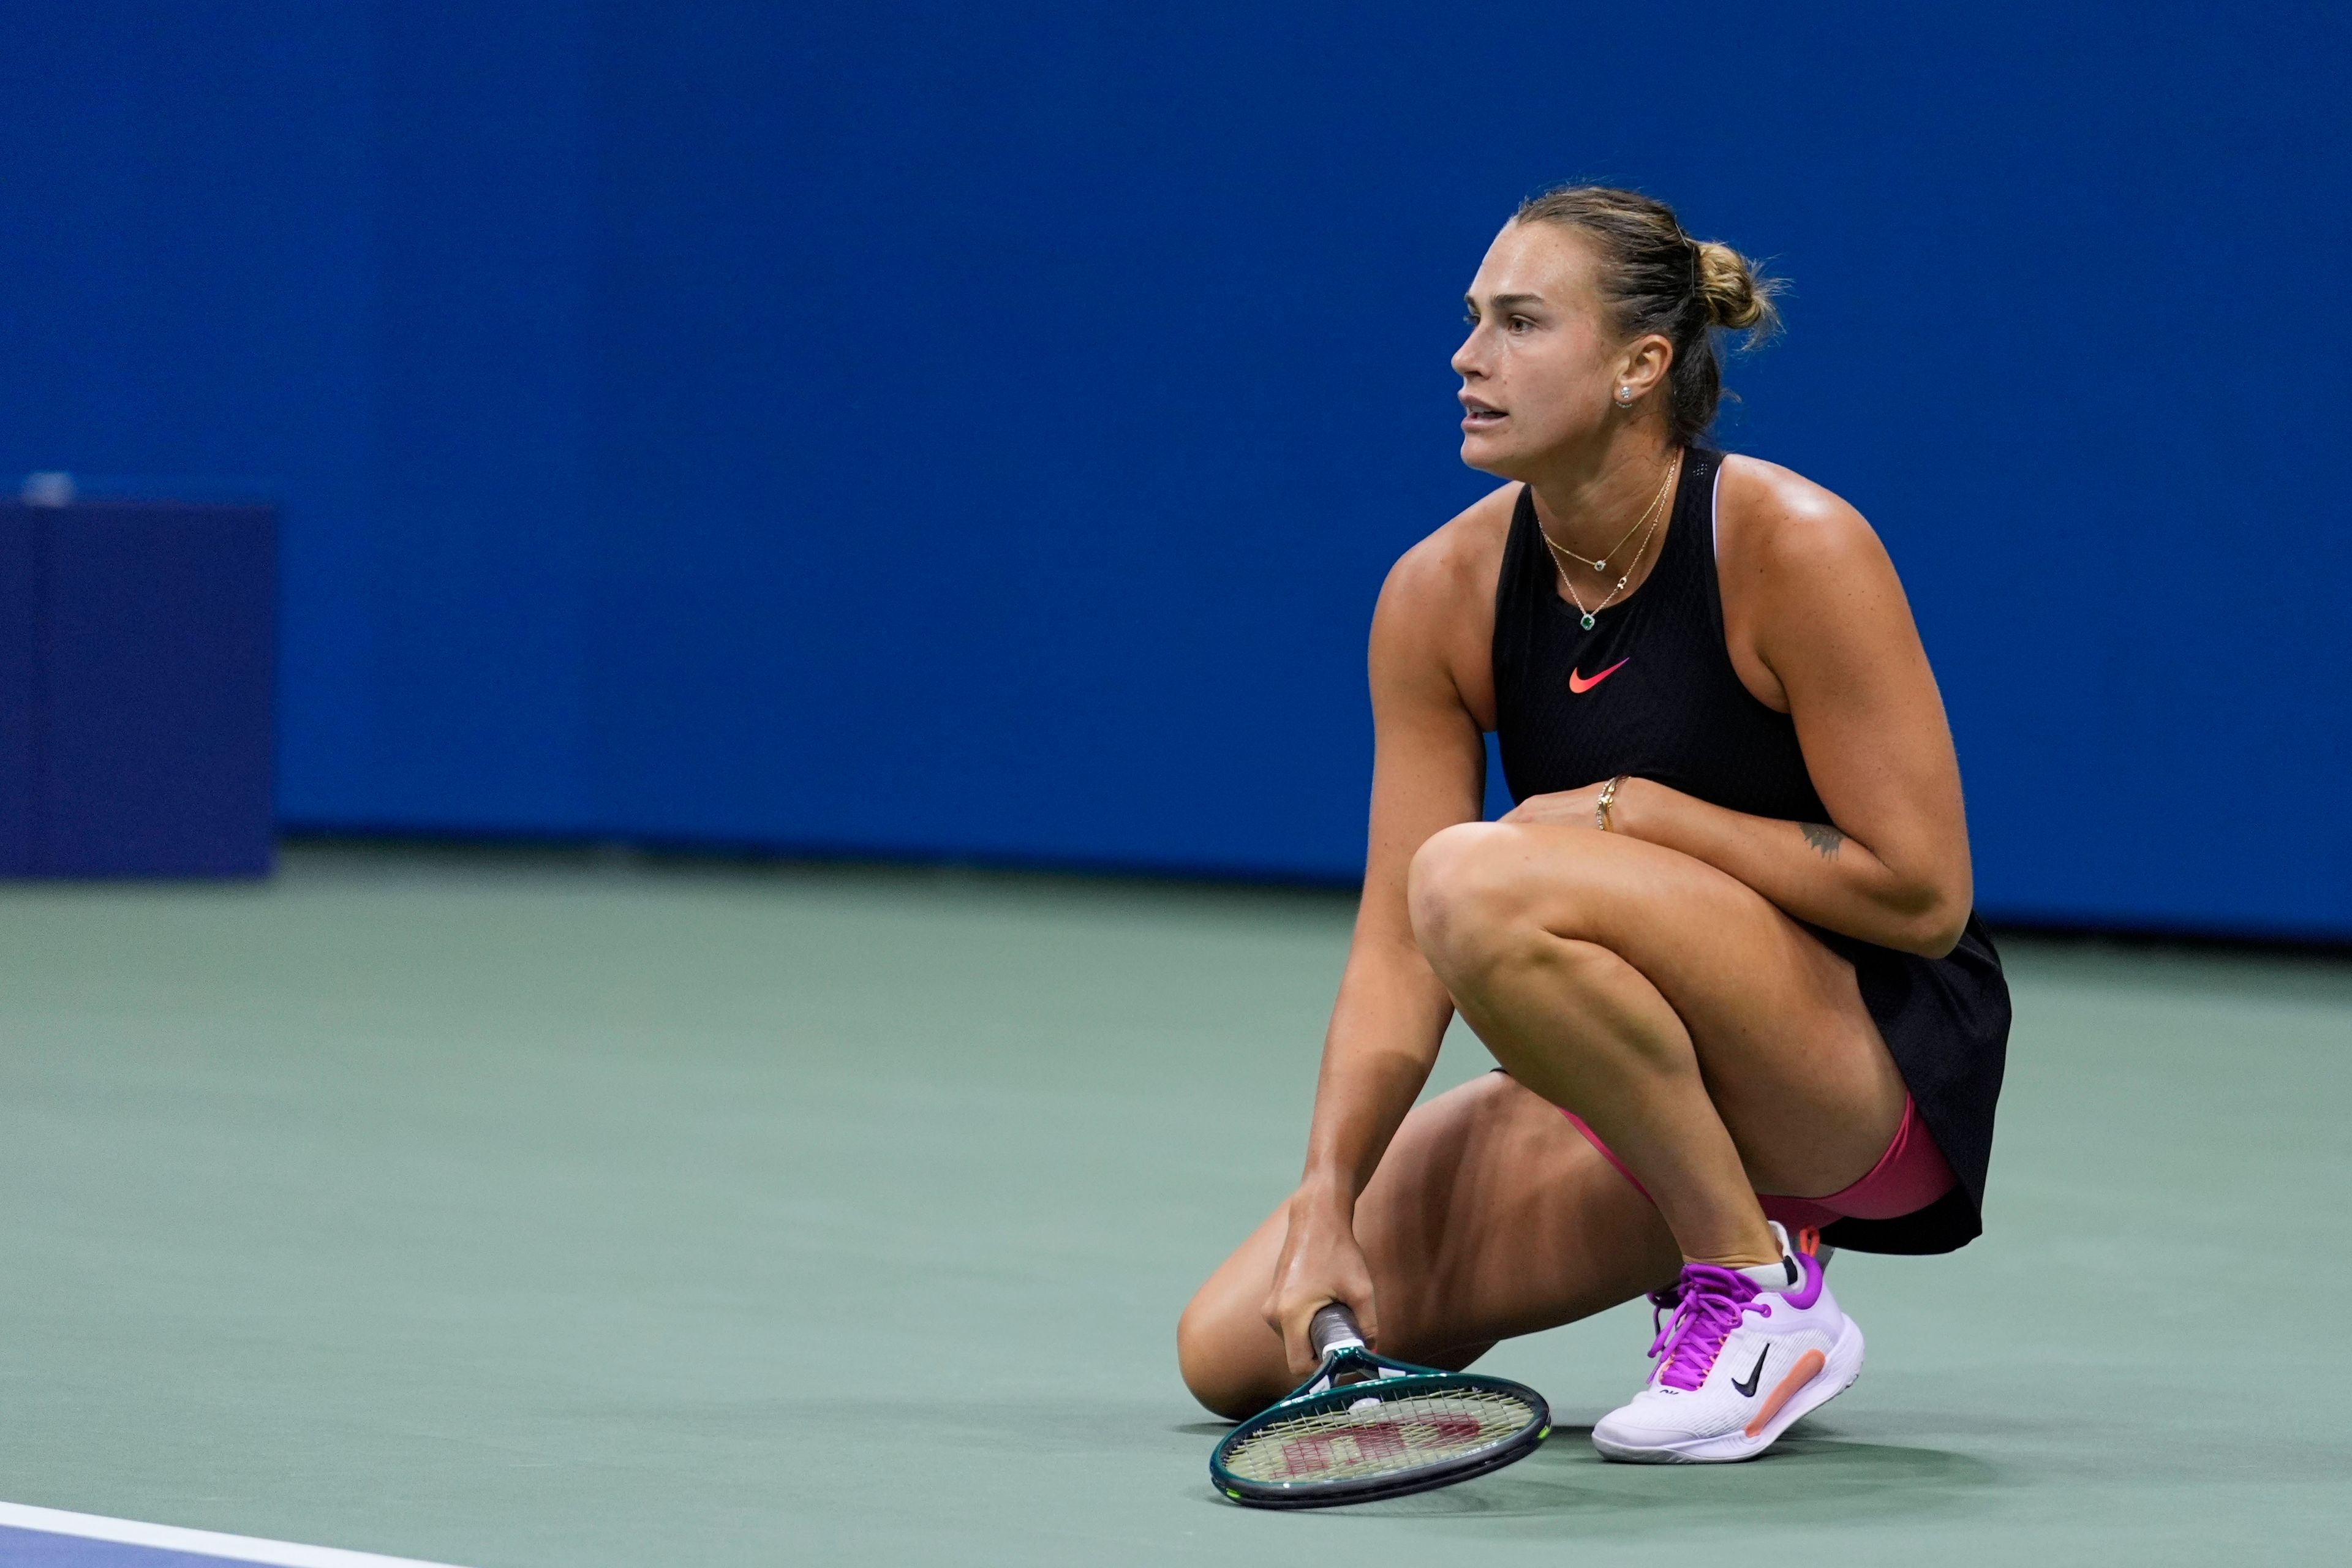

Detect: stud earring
[1615, 386, 1634, 407]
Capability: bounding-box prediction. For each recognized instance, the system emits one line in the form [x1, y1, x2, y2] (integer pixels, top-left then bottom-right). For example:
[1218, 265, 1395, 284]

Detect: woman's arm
[1608, 772, 1965, 958]
[1263, 538, 1488, 1375]
[1507, 473, 1973, 957]
[1649, 472, 1972, 955]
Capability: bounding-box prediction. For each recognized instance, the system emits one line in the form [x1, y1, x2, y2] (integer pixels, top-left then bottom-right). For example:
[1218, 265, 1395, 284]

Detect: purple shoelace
[1648, 1263, 1771, 1392]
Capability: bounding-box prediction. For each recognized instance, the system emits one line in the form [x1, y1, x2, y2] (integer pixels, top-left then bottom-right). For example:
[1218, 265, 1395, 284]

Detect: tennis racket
[1210, 1303, 1550, 1508]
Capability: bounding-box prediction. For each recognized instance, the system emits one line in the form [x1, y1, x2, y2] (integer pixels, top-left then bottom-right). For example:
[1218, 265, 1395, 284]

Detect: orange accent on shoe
[1743, 1348, 1826, 1438]
[1795, 1226, 1823, 1257]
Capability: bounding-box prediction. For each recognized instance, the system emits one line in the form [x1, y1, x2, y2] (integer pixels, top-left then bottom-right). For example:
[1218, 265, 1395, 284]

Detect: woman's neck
[1524, 429, 1681, 562]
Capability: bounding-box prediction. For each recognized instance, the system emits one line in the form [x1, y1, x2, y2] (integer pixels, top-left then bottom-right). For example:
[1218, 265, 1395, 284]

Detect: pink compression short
[1559, 1095, 1956, 1231]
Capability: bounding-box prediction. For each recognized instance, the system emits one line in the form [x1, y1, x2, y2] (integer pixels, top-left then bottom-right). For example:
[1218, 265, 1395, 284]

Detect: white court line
[0, 1502, 472, 1568]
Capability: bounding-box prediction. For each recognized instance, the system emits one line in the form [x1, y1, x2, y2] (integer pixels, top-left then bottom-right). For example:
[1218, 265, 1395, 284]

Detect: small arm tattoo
[1801, 822, 1844, 861]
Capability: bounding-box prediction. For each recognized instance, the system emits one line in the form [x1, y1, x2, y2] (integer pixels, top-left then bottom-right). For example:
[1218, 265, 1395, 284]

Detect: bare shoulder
[1371, 481, 1518, 724]
[1714, 454, 1896, 583]
[1713, 455, 1923, 711]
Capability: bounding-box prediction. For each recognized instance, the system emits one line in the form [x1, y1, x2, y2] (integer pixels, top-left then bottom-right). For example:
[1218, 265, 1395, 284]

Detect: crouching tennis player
[1178, 185, 2010, 1462]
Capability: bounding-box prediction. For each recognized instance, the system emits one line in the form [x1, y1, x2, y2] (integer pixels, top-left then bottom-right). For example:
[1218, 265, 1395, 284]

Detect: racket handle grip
[1308, 1302, 1366, 1359]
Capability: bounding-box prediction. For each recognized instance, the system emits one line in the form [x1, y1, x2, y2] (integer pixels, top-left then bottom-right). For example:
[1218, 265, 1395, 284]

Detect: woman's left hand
[1498, 777, 1634, 832]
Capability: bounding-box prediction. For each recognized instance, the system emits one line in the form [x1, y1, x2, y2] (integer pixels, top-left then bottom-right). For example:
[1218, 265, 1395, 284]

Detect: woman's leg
[1177, 1070, 1679, 1419]
[1406, 820, 1909, 1269]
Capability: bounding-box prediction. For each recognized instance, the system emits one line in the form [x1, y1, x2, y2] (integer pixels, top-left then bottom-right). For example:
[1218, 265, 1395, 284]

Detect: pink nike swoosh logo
[1568, 657, 1630, 694]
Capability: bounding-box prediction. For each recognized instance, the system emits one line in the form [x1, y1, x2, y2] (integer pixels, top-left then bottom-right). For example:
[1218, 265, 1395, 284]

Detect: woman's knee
[1409, 822, 1569, 984]
[1176, 1281, 1285, 1420]
[1407, 823, 1505, 969]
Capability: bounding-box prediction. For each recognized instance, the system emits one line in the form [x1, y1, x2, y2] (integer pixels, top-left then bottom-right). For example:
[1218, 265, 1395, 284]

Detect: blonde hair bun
[1694, 239, 1781, 336]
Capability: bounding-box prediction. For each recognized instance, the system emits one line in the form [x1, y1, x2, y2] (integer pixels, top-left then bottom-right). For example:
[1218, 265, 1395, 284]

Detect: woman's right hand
[1261, 1182, 1380, 1379]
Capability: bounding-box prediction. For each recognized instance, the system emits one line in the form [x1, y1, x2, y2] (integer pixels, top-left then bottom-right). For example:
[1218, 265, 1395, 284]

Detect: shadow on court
[1172, 1424, 2000, 1526]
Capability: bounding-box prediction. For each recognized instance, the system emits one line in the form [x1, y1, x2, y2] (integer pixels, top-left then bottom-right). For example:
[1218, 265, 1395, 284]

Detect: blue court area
[0, 1509, 454, 1567]
[0, 1523, 257, 1568]
[0, 1526, 223, 1567]
[2, 846, 2347, 1567]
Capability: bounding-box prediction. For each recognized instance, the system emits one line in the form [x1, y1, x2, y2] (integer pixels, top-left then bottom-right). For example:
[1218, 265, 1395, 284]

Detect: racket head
[1210, 1346, 1551, 1509]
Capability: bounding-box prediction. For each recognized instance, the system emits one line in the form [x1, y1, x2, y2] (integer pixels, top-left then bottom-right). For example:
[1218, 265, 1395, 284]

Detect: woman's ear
[1616, 334, 1675, 403]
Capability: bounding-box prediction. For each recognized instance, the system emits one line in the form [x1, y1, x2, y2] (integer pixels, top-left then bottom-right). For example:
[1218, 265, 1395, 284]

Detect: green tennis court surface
[1, 845, 2344, 1566]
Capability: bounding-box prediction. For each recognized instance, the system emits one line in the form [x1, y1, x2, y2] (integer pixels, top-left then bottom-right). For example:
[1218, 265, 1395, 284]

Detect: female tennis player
[1177, 185, 2010, 1463]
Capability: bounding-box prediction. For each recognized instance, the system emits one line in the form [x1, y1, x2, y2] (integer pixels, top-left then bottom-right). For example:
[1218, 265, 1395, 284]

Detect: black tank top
[1491, 447, 2010, 1255]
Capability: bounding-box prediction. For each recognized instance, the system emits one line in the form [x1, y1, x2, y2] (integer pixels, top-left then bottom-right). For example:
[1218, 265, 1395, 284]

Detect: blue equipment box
[0, 501, 275, 877]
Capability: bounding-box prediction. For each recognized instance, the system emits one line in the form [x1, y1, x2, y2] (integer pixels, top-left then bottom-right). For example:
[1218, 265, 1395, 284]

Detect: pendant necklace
[1540, 452, 1678, 630]
[1542, 462, 1669, 574]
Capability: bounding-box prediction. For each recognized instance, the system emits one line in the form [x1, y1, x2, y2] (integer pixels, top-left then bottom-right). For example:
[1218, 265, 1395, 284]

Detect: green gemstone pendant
[1580, 613, 1596, 630]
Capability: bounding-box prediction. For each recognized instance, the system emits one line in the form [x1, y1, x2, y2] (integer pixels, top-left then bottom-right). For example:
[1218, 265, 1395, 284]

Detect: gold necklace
[1550, 456, 1676, 630]
[1539, 453, 1676, 577]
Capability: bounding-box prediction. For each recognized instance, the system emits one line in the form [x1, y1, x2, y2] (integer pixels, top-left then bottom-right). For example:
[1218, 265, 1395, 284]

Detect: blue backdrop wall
[2, 2, 2346, 937]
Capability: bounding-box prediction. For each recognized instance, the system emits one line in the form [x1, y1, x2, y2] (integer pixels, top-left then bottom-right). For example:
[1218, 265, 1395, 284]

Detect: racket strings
[1221, 1387, 1537, 1483]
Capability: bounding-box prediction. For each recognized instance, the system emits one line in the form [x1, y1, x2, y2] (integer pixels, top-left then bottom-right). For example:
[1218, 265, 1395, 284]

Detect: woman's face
[1452, 222, 1632, 477]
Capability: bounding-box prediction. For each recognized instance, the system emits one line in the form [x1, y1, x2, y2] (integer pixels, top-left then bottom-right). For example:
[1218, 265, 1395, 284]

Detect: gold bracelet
[1596, 774, 1626, 832]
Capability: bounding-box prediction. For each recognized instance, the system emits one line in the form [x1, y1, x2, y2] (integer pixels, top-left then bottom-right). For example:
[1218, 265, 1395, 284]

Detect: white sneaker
[1591, 1221, 1864, 1463]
